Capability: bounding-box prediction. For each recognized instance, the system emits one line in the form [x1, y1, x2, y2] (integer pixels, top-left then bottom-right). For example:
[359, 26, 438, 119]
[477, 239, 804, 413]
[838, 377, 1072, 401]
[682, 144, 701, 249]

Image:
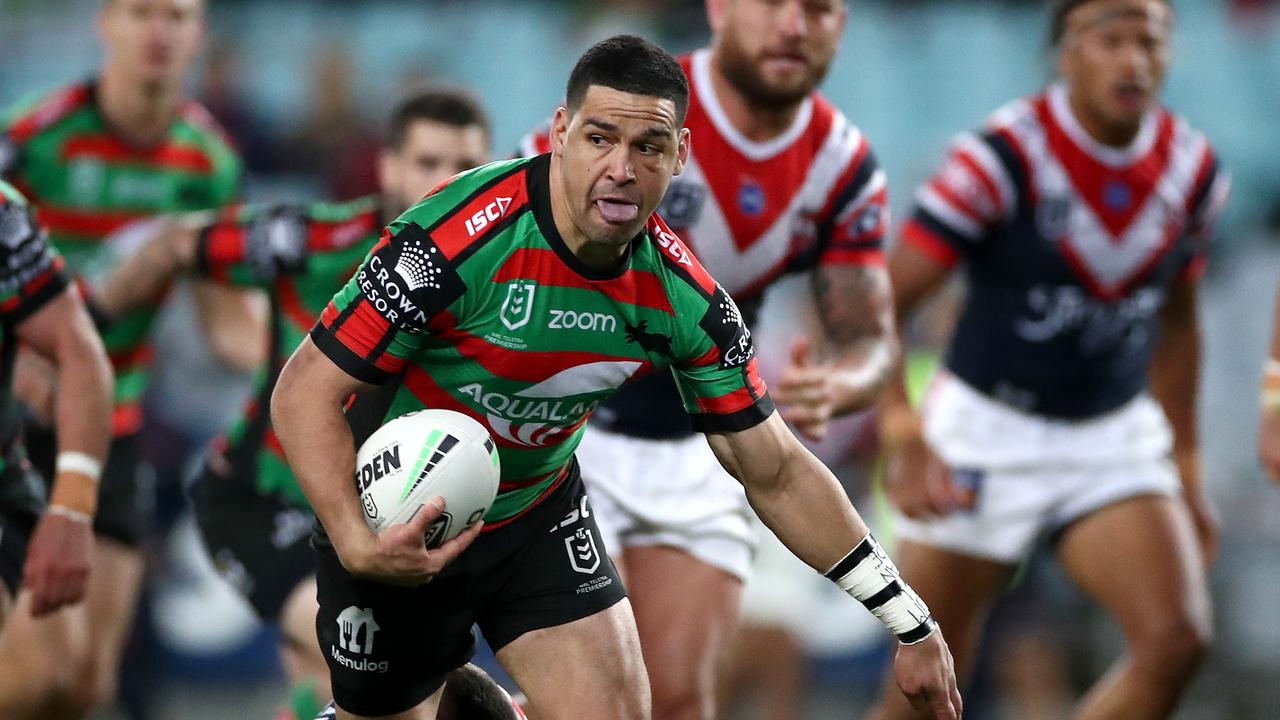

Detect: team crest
[565, 527, 600, 575]
[658, 179, 706, 228]
[500, 280, 537, 331]
[738, 178, 766, 216]
[1036, 194, 1072, 241]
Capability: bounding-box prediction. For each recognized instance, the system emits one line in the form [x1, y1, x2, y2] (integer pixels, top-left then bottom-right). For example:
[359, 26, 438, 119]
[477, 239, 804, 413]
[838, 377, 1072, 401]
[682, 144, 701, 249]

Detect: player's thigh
[0, 588, 91, 688]
[1055, 494, 1212, 653]
[281, 575, 330, 689]
[496, 598, 649, 720]
[623, 545, 742, 689]
[83, 538, 144, 679]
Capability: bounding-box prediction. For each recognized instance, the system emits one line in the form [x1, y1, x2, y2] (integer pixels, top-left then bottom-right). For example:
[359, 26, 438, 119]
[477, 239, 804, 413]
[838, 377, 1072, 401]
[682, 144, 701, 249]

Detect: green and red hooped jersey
[0, 181, 70, 470]
[0, 81, 243, 436]
[194, 196, 384, 507]
[311, 154, 774, 528]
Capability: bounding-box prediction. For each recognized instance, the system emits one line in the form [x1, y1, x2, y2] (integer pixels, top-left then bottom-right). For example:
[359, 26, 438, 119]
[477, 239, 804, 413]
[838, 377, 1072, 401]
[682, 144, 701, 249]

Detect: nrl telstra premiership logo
[500, 280, 537, 331]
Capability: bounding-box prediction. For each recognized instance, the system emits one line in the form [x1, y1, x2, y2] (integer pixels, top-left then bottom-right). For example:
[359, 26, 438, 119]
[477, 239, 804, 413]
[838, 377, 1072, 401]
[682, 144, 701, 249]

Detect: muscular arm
[272, 337, 481, 583]
[707, 412, 869, 571]
[1149, 280, 1201, 480]
[271, 336, 372, 561]
[1149, 279, 1216, 560]
[192, 281, 269, 373]
[94, 221, 199, 317]
[811, 263, 897, 412]
[879, 242, 955, 436]
[17, 288, 113, 615]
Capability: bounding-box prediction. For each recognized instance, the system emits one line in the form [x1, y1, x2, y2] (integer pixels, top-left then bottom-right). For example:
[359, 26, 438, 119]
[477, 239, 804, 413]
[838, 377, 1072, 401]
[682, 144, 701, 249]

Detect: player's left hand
[23, 507, 95, 617]
[774, 336, 835, 441]
[894, 630, 963, 719]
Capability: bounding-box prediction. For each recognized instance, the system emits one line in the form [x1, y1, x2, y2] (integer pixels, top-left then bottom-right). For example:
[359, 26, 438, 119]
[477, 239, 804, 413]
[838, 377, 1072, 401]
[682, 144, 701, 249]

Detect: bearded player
[869, 1, 1229, 719]
[0, 1, 250, 717]
[518, 3, 895, 716]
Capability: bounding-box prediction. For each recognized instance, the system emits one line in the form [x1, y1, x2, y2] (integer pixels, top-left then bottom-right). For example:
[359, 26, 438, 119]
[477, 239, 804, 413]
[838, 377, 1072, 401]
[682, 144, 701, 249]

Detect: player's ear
[673, 128, 691, 176]
[377, 148, 398, 194]
[550, 107, 571, 156]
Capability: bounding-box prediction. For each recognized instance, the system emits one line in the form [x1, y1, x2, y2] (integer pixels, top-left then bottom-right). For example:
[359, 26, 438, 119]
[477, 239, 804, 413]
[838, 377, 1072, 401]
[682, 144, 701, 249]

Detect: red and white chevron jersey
[519, 49, 887, 438]
[903, 83, 1230, 419]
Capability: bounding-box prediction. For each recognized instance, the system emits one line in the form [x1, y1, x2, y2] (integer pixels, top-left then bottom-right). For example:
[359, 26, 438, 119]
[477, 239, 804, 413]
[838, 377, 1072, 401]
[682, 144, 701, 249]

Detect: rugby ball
[355, 409, 500, 547]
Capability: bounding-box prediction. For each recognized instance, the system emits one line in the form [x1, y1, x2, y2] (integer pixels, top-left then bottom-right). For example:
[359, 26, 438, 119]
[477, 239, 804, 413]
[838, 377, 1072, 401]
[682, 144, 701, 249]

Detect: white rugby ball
[355, 409, 500, 547]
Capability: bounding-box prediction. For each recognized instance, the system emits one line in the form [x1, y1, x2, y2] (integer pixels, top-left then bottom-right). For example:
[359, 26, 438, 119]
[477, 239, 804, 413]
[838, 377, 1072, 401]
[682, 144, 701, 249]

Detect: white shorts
[895, 373, 1181, 564]
[574, 425, 757, 581]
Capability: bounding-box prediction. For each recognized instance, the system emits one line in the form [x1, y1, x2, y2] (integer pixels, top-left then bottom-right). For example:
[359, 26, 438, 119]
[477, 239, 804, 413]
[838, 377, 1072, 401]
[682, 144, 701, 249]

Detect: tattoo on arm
[811, 264, 894, 351]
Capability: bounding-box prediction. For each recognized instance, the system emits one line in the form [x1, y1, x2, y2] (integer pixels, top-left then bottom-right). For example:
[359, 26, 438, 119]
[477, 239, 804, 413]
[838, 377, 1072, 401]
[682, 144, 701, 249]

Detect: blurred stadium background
[2, 1, 1279, 718]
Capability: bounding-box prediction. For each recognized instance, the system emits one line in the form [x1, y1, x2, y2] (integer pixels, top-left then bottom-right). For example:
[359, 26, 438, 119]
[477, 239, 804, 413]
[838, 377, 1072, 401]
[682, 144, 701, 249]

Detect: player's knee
[1132, 609, 1213, 679]
[647, 662, 712, 720]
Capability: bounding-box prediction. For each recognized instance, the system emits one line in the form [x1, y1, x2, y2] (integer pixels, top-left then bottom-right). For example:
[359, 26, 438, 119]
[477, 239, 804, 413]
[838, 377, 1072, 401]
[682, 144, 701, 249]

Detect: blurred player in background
[519, 2, 895, 716]
[93, 89, 521, 720]
[0, 0, 255, 717]
[0, 181, 113, 631]
[870, 1, 1230, 718]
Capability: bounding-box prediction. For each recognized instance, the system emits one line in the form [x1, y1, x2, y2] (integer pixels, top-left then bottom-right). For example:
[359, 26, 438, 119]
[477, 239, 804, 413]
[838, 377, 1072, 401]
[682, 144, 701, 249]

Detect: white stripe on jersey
[681, 112, 866, 295]
[1047, 83, 1160, 168]
[954, 132, 1017, 216]
[916, 183, 984, 239]
[834, 167, 887, 226]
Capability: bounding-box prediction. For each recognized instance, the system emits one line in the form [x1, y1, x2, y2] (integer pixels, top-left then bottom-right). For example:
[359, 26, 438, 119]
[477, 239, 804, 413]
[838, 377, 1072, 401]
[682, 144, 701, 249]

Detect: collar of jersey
[1046, 82, 1159, 168]
[527, 153, 636, 282]
[691, 48, 814, 162]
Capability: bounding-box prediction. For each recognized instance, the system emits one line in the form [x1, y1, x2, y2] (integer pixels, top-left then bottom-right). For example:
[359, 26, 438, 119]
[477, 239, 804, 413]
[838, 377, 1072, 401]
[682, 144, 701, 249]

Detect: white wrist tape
[824, 533, 937, 644]
[56, 451, 102, 483]
[47, 505, 92, 525]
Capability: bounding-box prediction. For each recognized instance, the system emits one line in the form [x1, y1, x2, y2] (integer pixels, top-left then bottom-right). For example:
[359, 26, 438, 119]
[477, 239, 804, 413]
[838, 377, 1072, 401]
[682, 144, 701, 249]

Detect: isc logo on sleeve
[464, 196, 513, 237]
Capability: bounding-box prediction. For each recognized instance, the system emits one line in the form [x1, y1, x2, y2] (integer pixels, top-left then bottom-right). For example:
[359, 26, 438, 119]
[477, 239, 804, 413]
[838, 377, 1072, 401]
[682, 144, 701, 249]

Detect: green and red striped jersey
[196, 196, 384, 507]
[0, 181, 69, 479]
[311, 155, 774, 528]
[0, 80, 243, 436]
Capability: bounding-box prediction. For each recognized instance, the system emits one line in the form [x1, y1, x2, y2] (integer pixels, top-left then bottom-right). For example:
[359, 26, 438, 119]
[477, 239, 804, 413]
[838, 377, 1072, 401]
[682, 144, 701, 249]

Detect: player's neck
[709, 60, 803, 143]
[1066, 88, 1142, 148]
[96, 67, 183, 147]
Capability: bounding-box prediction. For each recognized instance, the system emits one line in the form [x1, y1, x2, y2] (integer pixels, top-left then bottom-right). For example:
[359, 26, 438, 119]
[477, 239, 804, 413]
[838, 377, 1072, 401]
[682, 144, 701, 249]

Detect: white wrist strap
[47, 505, 92, 524]
[824, 533, 937, 645]
[56, 451, 102, 483]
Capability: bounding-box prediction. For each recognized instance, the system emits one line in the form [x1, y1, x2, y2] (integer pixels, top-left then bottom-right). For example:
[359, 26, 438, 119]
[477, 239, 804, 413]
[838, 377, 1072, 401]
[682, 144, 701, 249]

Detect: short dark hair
[1049, 0, 1171, 47]
[439, 664, 520, 720]
[386, 86, 490, 150]
[565, 35, 689, 124]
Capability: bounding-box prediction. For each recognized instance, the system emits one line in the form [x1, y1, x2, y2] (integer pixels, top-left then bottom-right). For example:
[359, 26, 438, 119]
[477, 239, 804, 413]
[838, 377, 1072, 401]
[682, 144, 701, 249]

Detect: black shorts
[316, 463, 627, 717]
[0, 461, 43, 597]
[26, 425, 149, 547]
[0, 509, 34, 598]
[192, 458, 316, 620]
